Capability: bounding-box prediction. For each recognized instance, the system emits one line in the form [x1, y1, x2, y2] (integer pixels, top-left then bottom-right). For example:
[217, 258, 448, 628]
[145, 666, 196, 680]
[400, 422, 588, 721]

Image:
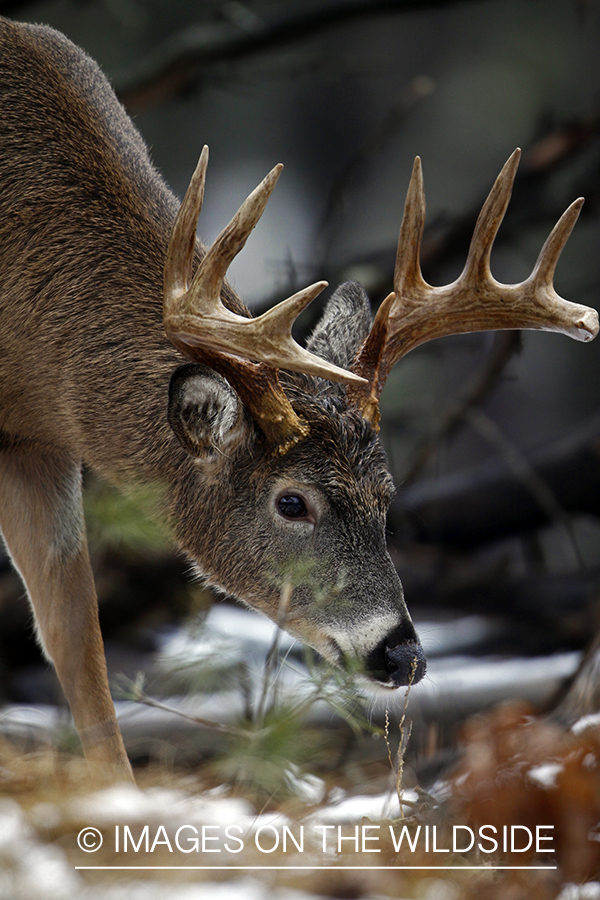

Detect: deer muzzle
[365, 625, 427, 687]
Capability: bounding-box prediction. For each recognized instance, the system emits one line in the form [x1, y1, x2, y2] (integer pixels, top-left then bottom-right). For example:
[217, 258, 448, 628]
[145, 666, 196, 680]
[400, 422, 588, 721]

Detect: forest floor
[1, 606, 599, 900]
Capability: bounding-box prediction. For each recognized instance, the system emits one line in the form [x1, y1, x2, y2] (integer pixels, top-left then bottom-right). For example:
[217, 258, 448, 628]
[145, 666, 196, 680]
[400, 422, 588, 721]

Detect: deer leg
[0, 445, 134, 783]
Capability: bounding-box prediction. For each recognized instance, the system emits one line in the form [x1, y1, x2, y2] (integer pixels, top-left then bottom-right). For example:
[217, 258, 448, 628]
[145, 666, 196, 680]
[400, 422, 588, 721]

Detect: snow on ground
[0, 607, 583, 753]
[0, 605, 588, 898]
[0, 781, 421, 900]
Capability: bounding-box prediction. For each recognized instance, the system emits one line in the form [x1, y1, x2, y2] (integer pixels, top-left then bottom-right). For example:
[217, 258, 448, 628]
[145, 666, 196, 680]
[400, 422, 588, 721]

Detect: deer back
[0, 18, 222, 483]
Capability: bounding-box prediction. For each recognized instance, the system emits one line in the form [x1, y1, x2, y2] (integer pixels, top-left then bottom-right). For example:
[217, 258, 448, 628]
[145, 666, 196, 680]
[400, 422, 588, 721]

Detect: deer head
[161, 148, 421, 687]
[161, 147, 598, 690]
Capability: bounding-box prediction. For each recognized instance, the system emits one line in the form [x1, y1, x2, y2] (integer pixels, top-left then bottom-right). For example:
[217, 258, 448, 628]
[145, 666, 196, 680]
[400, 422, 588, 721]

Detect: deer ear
[306, 282, 372, 371]
[168, 364, 245, 458]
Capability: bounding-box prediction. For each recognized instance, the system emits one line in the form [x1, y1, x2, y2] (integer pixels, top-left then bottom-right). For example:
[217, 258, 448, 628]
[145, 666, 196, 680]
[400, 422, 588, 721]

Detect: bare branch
[400, 330, 521, 484]
[113, 0, 488, 111]
[395, 412, 600, 549]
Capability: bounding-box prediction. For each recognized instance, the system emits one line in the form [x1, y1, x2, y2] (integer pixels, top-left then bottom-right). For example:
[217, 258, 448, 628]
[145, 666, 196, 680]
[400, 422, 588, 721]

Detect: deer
[0, 17, 597, 784]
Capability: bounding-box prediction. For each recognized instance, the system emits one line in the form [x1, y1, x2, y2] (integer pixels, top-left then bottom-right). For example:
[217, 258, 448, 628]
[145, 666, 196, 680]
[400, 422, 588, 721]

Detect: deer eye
[277, 494, 307, 519]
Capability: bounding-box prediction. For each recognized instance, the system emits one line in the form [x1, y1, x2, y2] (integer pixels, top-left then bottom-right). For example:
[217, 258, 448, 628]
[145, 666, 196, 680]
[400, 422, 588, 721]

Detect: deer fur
[0, 19, 425, 781]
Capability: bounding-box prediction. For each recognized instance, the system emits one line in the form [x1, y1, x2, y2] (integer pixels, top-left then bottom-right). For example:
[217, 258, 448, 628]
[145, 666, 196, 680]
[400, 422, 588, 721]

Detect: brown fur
[0, 19, 424, 781]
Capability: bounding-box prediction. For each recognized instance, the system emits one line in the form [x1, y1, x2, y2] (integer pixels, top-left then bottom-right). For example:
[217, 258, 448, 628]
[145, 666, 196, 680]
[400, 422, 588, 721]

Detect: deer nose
[365, 625, 427, 686]
[384, 640, 427, 686]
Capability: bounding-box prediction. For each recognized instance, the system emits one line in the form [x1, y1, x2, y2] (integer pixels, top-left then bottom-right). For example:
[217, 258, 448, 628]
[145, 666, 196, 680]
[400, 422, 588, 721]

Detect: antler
[349, 149, 599, 427]
[164, 146, 366, 452]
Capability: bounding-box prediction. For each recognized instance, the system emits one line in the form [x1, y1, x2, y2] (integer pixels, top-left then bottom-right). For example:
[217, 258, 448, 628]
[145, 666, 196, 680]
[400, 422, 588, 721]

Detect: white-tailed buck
[0, 18, 597, 782]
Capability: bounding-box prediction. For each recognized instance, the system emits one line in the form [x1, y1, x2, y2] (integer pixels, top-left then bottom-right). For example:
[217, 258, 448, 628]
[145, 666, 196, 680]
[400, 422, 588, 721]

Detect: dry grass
[0, 698, 599, 899]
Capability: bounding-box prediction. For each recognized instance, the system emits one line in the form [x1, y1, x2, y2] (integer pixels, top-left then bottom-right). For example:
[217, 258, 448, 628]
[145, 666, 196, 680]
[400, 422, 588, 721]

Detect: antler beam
[349, 149, 599, 427]
[164, 146, 367, 384]
[163, 146, 366, 451]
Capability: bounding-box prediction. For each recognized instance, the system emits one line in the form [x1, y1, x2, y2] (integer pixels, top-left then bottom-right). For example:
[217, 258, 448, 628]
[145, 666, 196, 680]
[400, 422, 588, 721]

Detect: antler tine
[526, 196, 598, 342]
[461, 148, 520, 285]
[164, 145, 209, 306]
[349, 149, 599, 428]
[246, 281, 365, 380]
[394, 156, 427, 294]
[346, 156, 428, 425]
[172, 280, 368, 383]
[164, 151, 367, 385]
[525, 197, 596, 340]
[163, 148, 368, 454]
[531, 197, 583, 289]
[187, 162, 284, 314]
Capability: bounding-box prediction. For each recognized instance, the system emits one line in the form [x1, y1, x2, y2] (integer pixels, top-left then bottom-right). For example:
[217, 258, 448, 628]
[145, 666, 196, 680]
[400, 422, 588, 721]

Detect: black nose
[385, 641, 427, 686]
[365, 626, 427, 686]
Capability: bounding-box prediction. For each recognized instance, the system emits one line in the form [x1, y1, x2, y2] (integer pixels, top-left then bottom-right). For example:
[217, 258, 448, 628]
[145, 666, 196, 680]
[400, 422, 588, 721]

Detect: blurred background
[2, 0, 600, 770]
[4, 7, 600, 897]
